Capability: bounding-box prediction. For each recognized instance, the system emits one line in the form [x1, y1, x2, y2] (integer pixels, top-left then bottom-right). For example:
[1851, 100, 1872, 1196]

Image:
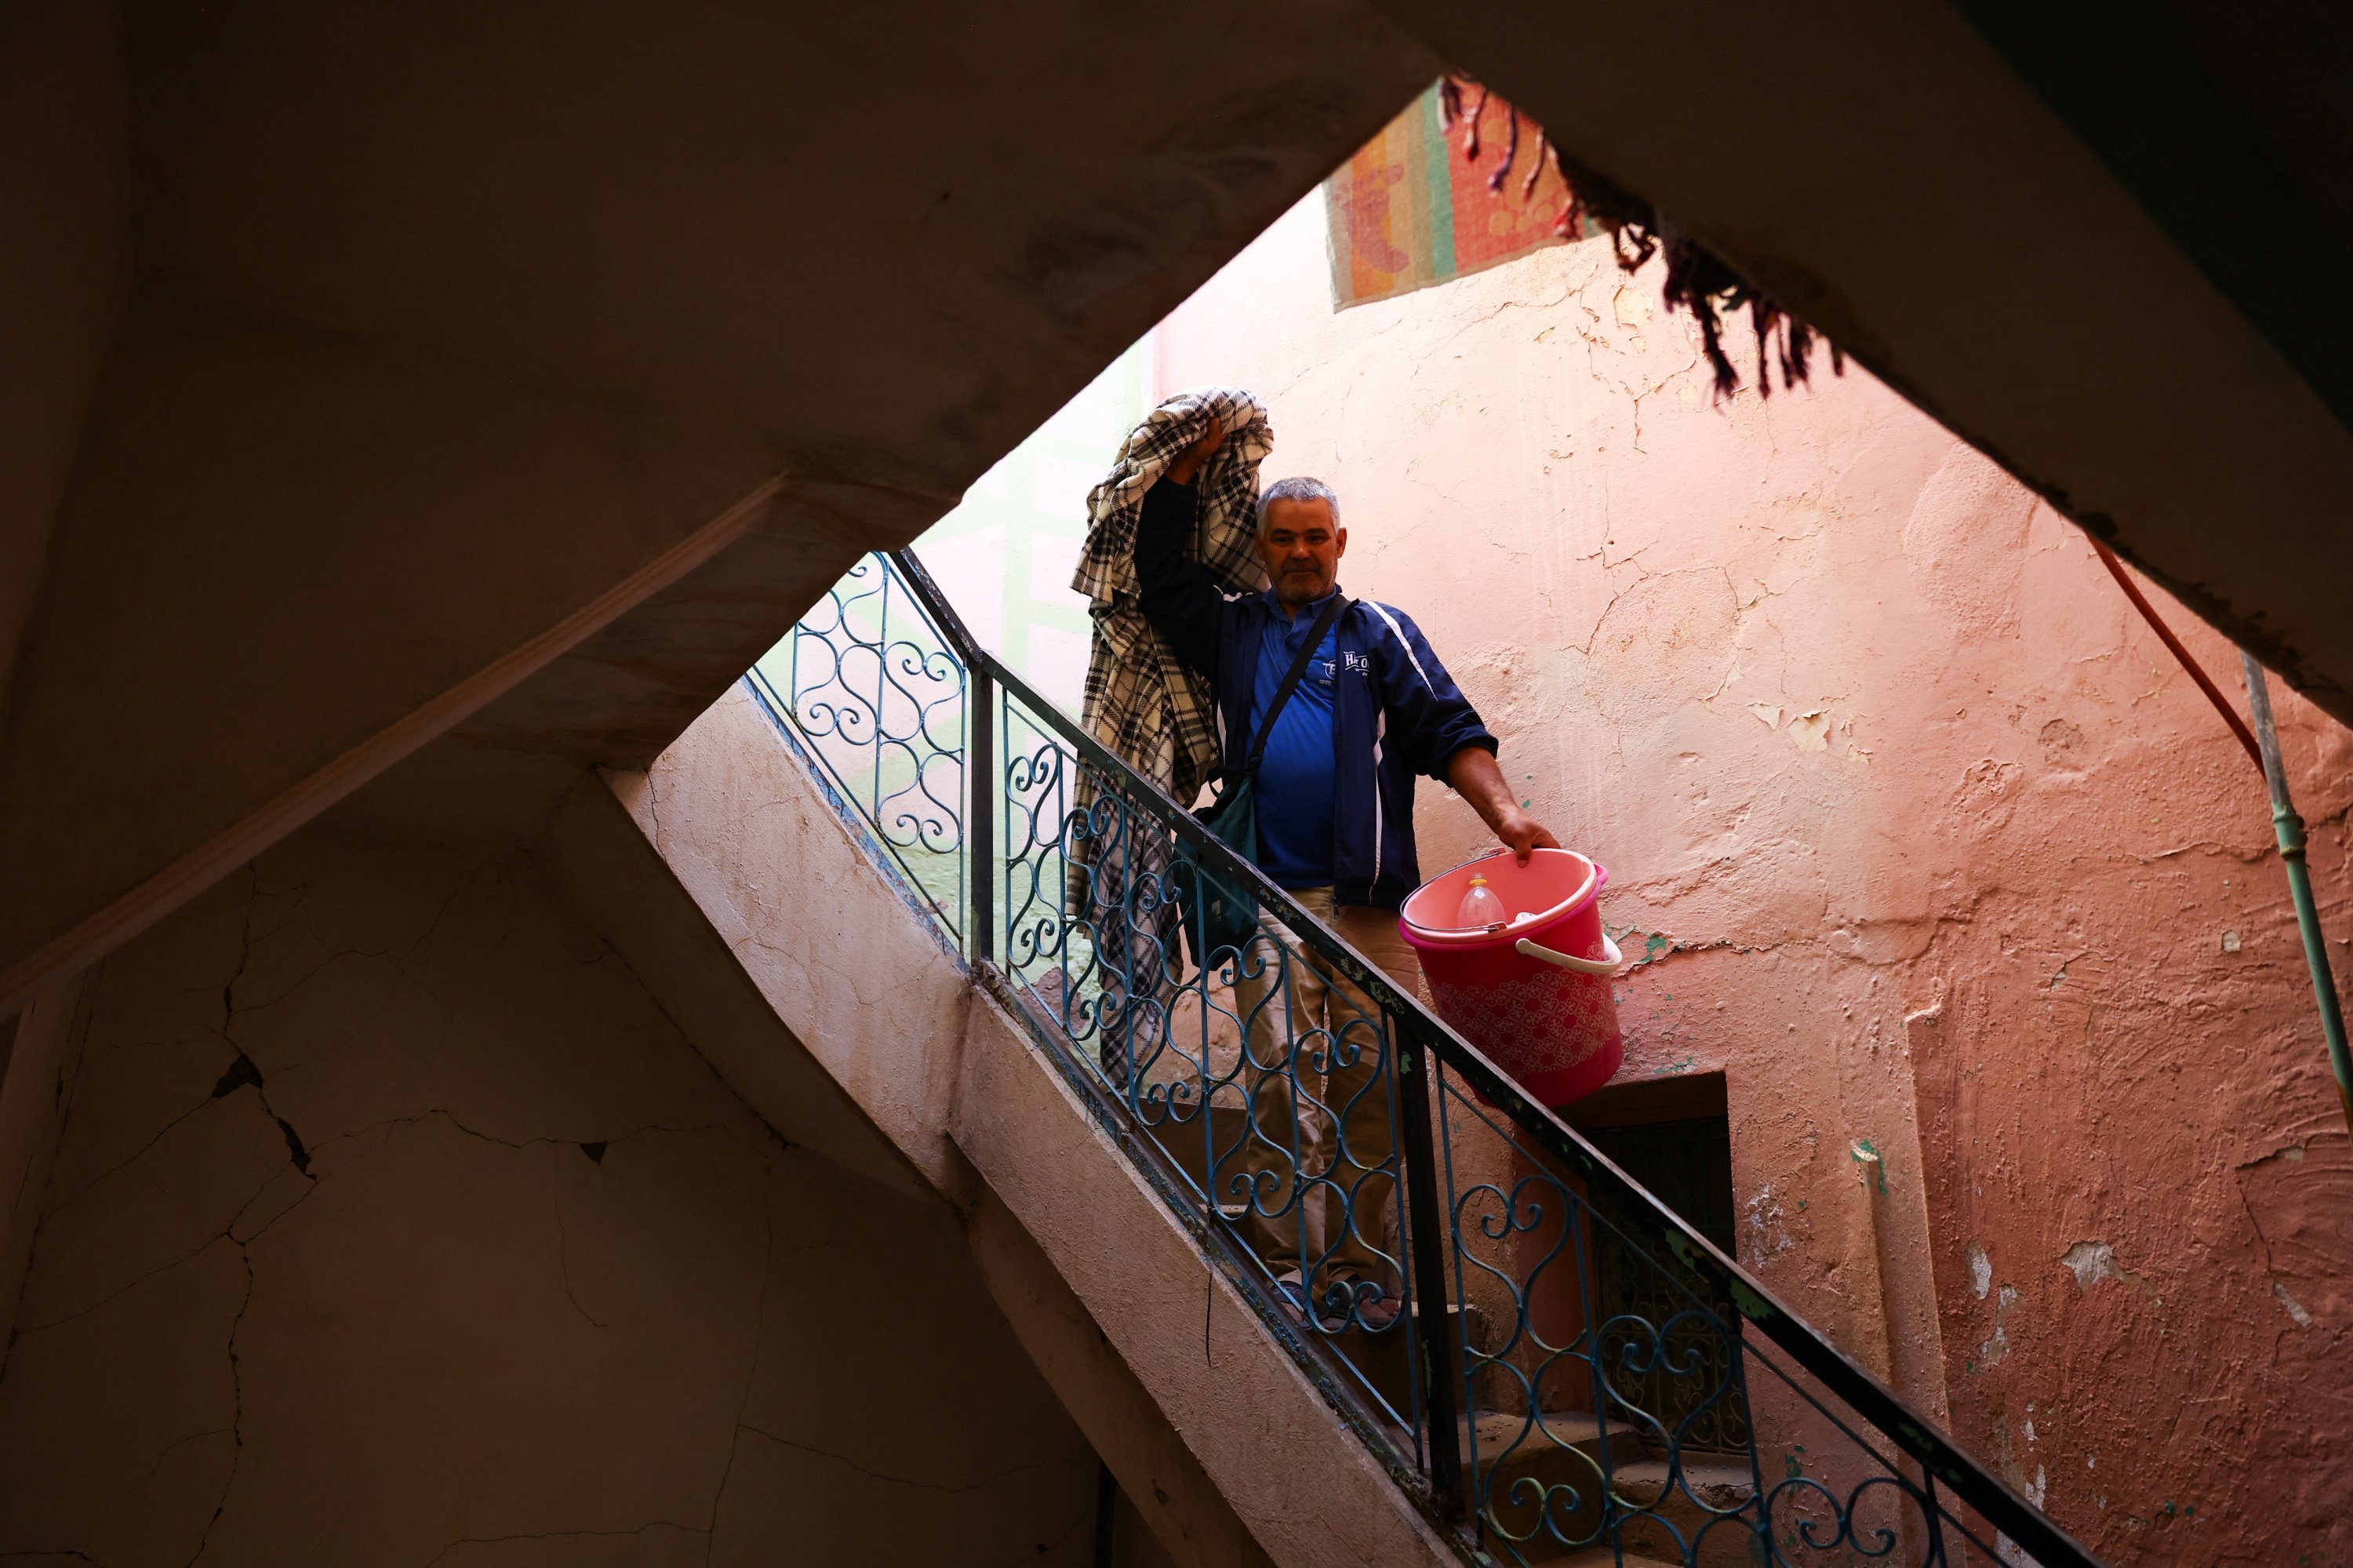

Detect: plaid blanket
[1065, 388, 1269, 1007]
[1073, 386, 1272, 802]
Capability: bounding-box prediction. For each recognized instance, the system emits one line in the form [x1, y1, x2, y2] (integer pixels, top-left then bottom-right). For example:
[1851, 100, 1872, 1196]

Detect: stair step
[1297, 1299, 1480, 1421]
[1463, 1420, 1759, 1568]
[1464, 1406, 1641, 1461]
[1460, 1408, 1636, 1560]
[1596, 1457, 1759, 1568]
[1608, 1456, 1756, 1511]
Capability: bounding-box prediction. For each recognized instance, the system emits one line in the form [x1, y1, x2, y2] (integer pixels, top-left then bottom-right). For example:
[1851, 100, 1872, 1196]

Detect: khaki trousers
[1227, 887, 1427, 1304]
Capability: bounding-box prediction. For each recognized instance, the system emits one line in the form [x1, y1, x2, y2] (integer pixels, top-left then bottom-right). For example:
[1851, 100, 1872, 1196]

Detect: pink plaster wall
[1151, 195, 2352, 1564]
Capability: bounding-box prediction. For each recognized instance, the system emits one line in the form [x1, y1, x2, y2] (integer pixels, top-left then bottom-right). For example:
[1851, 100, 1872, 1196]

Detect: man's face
[1257, 497, 1347, 608]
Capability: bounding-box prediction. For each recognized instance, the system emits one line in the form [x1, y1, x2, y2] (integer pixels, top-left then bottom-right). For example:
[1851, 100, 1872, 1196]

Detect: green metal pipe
[2238, 650, 2353, 1136]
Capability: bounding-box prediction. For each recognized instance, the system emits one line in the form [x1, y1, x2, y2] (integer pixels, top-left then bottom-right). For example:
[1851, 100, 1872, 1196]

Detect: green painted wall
[913, 340, 1151, 715]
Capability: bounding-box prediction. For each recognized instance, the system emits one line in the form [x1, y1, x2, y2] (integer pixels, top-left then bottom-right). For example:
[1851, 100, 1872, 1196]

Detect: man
[1067, 388, 1271, 1084]
[1136, 429, 1558, 1326]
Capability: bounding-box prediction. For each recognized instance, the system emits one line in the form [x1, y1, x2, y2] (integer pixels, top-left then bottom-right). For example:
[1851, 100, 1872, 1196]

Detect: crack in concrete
[13, 1235, 230, 1337]
[129, 875, 271, 1568]
[41, 1050, 315, 1219]
[215, 875, 318, 1183]
[36, 893, 288, 1211]
[17, 828, 1096, 1559]
[219, 865, 261, 1029]
[304, 1108, 722, 1163]
[16, 874, 337, 1344]
[550, 1164, 609, 1330]
[44, 1095, 219, 1212]
[421, 1520, 710, 1566]
[228, 938, 398, 1026]
[597, 948, 794, 1164]
[19, 1097, 736, 1558]
[1427, 280, 1576, 360]
[204, 1053, 312, 1178]
[700, 1166, 775, 1567]
[732, 1420, 1060, 1497]
[183, 1238, 255, 1567]
[230, 1169, 319, 1250]
[75, 1425, 237, 1560]
[20, 1132, 336, 1341]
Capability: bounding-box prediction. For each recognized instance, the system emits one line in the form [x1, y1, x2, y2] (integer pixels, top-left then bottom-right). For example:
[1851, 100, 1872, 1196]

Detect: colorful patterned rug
[1324, 80, 1586, 310]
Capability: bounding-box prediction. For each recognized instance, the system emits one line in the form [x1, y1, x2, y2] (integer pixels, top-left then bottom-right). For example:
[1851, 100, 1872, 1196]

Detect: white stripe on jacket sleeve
[1364, 600, 1434, 693]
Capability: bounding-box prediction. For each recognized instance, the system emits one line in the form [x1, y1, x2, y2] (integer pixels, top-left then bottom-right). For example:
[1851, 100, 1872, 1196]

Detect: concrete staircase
[576, 675, 2054, 1568]
[577, 684, 1466, 1568]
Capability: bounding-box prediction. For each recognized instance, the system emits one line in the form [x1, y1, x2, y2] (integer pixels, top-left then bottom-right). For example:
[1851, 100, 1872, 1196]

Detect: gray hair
[1256, 475, 1341, 536]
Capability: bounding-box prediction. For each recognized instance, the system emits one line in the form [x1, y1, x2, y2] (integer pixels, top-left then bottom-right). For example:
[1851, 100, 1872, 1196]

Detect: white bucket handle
[1514, 933, 1624, 976]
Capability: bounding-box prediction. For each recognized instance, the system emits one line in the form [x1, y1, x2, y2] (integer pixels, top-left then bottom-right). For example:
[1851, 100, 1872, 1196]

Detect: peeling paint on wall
[2059, 1240, 2145, 1292]
[1974, 1283, 2020, 1372]
[1744, 1182, 1793, 1263]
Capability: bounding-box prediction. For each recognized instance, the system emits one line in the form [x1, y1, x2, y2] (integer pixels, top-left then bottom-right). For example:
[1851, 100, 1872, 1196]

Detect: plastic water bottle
[1457, 874, 1506, 930]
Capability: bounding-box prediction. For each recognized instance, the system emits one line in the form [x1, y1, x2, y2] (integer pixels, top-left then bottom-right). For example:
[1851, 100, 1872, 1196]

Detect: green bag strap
[1230, 592, 1348, 785]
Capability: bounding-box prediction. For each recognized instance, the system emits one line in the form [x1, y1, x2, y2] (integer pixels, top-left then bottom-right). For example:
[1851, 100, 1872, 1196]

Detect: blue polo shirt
[1249, 590, 1340, 888]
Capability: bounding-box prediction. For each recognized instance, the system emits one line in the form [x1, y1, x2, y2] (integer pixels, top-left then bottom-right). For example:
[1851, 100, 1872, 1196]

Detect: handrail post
[886, 548, 985, 664]
[969, 662, 995, 966]
[1394, 1027, 1464, 1520]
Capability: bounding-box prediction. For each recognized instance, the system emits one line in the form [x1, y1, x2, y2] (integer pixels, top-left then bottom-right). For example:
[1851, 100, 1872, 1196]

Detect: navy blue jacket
[1136, 478, 1497, 910]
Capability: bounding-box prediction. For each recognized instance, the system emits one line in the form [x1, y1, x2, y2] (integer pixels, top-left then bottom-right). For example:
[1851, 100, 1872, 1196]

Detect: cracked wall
[0, 825, 1102, 1565]
[1152, 193, 2353, 1564]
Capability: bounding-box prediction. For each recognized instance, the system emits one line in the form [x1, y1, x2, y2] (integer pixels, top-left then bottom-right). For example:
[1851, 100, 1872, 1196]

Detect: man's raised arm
[1134, 451, 1228, 678]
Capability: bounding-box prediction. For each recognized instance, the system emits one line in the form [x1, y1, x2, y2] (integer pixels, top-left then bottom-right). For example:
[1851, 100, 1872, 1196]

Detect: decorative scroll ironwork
[745, 553, 966, 939]
[748, 549, 2107, 1568]
[998, 693, 1424, 1413]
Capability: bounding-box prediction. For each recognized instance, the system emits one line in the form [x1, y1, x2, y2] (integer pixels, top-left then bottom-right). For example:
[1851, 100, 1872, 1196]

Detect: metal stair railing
[744, 548, 2108, 1568]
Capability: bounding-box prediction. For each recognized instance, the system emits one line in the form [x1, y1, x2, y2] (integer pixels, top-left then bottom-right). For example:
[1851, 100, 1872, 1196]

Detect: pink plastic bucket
[1398, 848, 1624, 1108]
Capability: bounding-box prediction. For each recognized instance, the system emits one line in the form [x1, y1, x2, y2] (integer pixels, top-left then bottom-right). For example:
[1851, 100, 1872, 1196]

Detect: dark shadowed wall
[0, 827, 1100, 1564]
